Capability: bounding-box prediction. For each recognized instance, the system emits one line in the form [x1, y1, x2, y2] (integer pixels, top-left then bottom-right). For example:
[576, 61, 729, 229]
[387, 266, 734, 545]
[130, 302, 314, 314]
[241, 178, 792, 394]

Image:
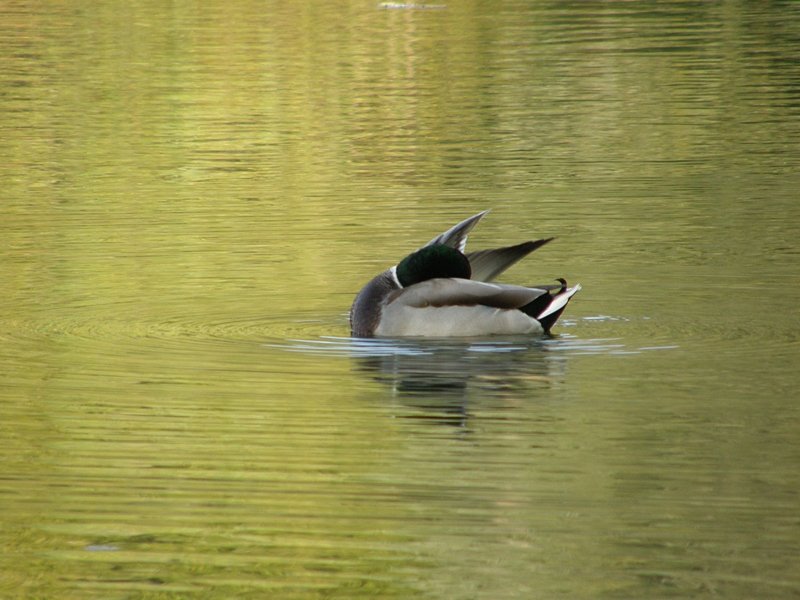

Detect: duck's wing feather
[424, 210, 490, 252]
[388, 278, 547, 309]
[466, 238, 554, 282]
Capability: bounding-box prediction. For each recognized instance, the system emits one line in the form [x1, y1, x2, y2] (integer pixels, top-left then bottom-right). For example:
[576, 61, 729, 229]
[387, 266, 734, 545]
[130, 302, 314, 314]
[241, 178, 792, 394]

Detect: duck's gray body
[350, 210, 580, 338]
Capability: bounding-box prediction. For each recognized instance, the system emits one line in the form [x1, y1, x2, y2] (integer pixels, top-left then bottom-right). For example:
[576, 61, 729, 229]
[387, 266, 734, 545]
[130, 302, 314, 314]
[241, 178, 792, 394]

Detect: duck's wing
[376, 278, 549, 337]
[377, 278, 580, 337]
[388, 278, 547, 309]
[466, 238, 554, 282]
[424, 210, 490, 252]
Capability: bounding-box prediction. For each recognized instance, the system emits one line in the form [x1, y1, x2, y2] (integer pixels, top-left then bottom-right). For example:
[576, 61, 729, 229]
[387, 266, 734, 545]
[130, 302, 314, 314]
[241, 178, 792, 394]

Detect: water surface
[1, 1, 799, 598]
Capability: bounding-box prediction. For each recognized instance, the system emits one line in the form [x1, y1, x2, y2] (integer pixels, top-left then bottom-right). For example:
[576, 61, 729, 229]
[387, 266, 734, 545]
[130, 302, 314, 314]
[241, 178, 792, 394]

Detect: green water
[2, 1, 799, 598]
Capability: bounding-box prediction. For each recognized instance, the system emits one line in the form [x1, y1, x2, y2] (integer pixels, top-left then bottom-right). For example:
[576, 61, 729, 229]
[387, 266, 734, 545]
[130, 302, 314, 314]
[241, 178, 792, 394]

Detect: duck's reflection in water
[352, 337, 566, 427]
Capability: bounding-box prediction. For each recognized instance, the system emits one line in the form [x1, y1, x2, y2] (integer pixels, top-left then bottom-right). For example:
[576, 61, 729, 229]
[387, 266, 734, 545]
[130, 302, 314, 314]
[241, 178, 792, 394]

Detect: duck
[350, 210, 580, 337]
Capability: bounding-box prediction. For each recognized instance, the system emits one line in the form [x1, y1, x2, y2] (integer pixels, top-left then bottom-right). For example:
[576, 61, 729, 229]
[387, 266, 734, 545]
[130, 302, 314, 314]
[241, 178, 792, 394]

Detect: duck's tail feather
[537, 282, 581, 332]
[424, 210, 490, 253]
[466, 238, 554, 282]
[520, 280, 581, 333]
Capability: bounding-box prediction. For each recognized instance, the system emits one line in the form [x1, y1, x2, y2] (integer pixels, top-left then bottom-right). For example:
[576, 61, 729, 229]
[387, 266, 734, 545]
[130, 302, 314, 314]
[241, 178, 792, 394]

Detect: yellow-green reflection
[1, 0, 799, 598]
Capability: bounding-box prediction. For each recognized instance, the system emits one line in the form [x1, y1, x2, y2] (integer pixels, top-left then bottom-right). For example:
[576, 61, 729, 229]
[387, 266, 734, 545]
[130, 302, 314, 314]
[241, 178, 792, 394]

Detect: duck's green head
[396, 244, 472, 287]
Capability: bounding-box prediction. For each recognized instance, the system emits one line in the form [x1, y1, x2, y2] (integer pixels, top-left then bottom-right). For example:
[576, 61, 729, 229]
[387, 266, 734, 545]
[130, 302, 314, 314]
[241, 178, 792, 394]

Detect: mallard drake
[350, 210, 580, 337]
